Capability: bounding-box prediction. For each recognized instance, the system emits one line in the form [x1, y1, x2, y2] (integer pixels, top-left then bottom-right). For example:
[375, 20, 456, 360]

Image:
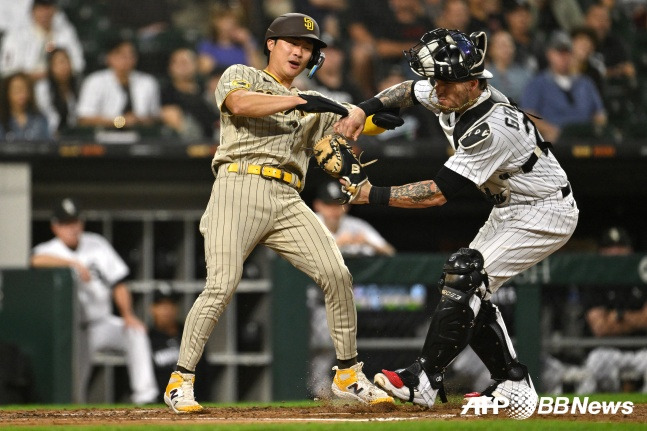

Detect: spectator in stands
[108, 0, 172, 38]
[161, 47, 218, 141]
[576, 227, 647, 393]
[520, 32, 606, 143]
[197, 4, 263, 76]
[346, 0, 433, 97]
[0, 0, 84, 81]
[584, 2, 636, 82]
[486, 29, 534, 103]
[466, 0, 504, 35]
[148, 289, 210, 403]
[313, 180, 395, 257]
[34, 47, 79, 136]
[31, 198, 158, 404]
[570, 26, 606, 98]
[502, 0, 540, 72]
[76, 38, 161, 130]
[531, 0, 584, 37]
[0, 72, 50, 141]
[434, 0, 471, 32]
[299, 41, 363, 105]
[107, 0, 189, 76]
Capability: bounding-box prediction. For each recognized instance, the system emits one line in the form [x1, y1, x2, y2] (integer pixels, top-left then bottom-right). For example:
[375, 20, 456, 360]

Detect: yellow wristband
[362, 115, 386, 136]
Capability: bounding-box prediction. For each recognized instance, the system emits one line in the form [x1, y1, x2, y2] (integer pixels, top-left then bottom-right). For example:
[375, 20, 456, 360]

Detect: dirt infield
[1, 402, 646, 426]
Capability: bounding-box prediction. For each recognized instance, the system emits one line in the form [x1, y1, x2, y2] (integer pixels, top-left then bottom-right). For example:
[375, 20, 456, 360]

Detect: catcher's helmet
[264, 13, 326, 72]
[405, 28, 493, 82]
[438, 248, 488, 293]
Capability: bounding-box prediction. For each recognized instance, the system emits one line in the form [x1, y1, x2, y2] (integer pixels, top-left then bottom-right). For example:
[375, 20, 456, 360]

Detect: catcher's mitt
[313, 135, 375, 203]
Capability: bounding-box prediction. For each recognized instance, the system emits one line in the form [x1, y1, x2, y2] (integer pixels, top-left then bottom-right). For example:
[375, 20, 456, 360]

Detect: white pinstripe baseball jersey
[413, 80, 579, 291]
[414, 81, 569, 206]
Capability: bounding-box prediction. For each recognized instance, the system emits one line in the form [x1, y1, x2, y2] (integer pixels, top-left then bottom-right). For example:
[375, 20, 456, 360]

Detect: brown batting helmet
[264, 13, 327, 56]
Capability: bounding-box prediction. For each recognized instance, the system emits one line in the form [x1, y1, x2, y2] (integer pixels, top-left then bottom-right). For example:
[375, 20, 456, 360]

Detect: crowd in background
[1, 0, 647, 143]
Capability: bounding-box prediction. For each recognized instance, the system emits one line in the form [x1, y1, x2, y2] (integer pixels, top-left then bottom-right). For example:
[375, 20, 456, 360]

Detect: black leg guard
[420, 290, 477, 375]
[413, 248, 488, 402]
[397, 359, 447, 403]
[469, 300, 529, 384]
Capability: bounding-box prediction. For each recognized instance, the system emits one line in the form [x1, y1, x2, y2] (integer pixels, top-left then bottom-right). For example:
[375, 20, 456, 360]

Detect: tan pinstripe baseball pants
[177, 165, 357, 371]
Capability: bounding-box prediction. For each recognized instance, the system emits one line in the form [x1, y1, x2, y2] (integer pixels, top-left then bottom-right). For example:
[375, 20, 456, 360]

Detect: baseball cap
[52, 198, 82, 222]
[264, 13, 327, 54]
[547, 32, 572, 52]
[316, 181, 345, 204]
[152, 288, 181, 304]
[599, 227, 632, 249]
[32, 0, 57, 7]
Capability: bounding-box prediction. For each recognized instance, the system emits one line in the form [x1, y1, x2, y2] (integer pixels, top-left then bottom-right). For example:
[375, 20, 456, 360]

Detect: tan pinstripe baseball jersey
[176, 64, 359, 374]
[213, 64, 346, 186]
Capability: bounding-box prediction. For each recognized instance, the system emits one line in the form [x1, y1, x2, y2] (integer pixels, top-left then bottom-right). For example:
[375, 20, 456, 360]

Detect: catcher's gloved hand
[372, 108, 405, 130]
[313, 134, 375, 203]
[298, 94, 349, 117]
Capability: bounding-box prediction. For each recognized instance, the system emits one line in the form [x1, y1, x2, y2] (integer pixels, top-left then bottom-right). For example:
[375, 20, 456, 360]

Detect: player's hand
[123, 314, 146, 331]
[333, 107, 367, 141]
[73, 262, 92, 283]
[341, 178, 371, 204]
[297, 94, 348, 117]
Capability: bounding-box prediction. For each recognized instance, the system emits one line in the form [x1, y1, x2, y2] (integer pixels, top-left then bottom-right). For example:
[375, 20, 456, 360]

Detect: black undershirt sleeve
[434, 166, 473, 201]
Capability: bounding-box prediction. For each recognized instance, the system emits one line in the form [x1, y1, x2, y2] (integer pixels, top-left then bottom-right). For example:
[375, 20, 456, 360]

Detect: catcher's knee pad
[470, 300, 527, 382]
[420, 248, 489, 376]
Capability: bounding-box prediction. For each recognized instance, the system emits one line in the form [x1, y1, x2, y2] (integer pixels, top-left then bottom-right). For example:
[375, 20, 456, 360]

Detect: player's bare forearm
[376, 80, 416, 109]
[586, 308, 635, 336]
[388, 180, 447, 208]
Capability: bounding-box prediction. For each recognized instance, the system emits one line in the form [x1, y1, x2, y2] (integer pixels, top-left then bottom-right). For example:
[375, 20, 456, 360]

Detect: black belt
[561, 183, 571, 198]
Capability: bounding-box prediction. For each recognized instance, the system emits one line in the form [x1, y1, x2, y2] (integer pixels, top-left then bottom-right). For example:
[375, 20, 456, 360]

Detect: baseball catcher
[332, 27, 579, 419]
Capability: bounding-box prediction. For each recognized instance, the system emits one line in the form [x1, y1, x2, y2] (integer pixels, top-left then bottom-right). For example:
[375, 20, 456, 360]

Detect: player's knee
[438, 248, 489, 300]
[318, 263, 352, 292]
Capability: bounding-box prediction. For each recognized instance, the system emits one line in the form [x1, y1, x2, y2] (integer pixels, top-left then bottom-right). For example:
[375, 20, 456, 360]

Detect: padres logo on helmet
[303, 17, 314, 31]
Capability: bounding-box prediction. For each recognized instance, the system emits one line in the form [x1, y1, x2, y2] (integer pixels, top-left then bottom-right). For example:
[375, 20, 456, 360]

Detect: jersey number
[503, 107, 519, 130]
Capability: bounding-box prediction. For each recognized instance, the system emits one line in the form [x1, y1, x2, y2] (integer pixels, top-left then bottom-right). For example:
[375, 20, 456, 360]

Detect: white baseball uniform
[32, 233, 158, 404]
[413, 82, 579, 292]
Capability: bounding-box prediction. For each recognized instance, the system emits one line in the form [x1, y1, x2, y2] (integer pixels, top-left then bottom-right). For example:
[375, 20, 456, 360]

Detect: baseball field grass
[1, 394, 646, 430]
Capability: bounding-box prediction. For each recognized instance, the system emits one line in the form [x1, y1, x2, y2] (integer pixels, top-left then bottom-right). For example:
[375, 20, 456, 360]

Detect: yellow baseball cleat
[331, 362, 394, 405]
[164, 371, 204, 414]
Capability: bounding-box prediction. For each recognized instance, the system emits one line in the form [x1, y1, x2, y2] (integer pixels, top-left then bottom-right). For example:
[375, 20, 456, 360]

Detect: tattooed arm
[387, 180, 447, 208]
[351, 180, 447, 208]
[334, 81, 416, 140]
[375, 80, 417, 109]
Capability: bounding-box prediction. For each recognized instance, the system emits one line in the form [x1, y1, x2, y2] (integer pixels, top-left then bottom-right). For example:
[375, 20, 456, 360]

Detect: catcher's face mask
[405, 28, 493, 82]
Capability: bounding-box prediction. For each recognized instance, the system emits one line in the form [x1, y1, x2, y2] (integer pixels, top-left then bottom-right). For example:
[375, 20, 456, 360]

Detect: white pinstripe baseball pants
[470, 190, 579, 292]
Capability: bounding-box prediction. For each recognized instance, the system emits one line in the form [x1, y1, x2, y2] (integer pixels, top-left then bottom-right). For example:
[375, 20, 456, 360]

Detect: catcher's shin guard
[418, 248, 488, 399]
[469, 300, 528, 382]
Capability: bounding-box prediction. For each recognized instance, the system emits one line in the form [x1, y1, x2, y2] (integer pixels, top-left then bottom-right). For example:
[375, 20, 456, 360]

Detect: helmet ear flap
[306, 49, 325, 78]
[469, 31, 487, 53]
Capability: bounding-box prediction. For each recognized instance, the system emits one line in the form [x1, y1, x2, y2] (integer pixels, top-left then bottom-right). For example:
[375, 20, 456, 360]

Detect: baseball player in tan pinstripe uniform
[164, 13, 393, 413]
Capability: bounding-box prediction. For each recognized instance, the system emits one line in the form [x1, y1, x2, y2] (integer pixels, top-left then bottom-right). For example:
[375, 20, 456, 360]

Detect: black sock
[337, 357, 358, 369]
[176, 365, 194, 374]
